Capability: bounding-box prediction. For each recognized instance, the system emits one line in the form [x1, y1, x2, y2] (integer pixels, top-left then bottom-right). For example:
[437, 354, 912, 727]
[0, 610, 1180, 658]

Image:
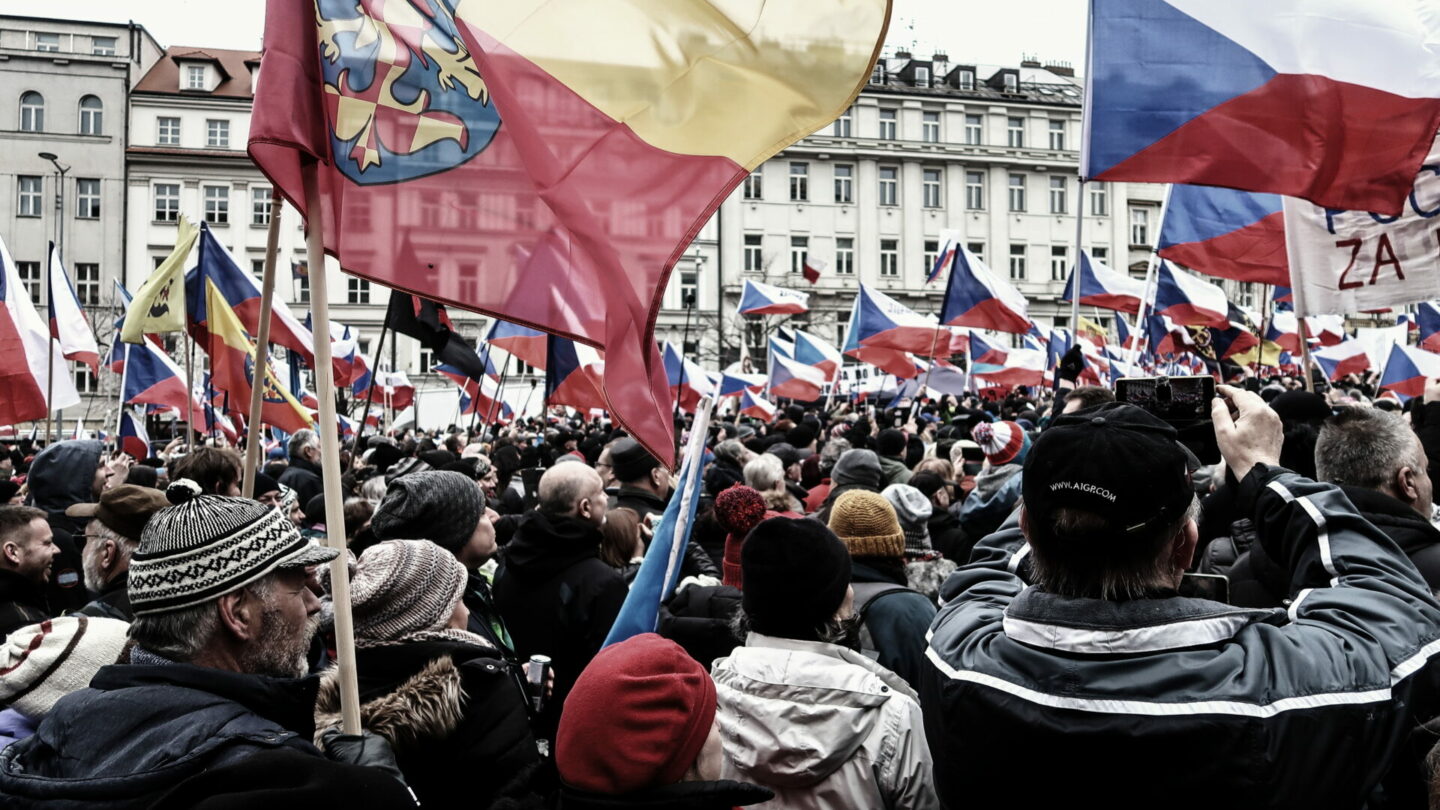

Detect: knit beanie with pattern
[369, 471, 483, 555]
[349, 540, 468, 645]
[0, 616, 129, 719]
[828, 489, 905, 558]
[972, 421, 1030, 467]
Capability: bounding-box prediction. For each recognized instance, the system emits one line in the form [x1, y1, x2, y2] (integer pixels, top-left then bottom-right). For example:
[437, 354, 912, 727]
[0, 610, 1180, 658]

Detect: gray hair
[1316, 406, 1423, 491]
[713, 439, 749, 465]
[87, 520, 136, 563]
[819, 437, 851, 476]
[1028, 497, 1200, 601]
[360, 475, 388, 506]
[744, 454, 785, 493]
[129, 573, 280, 662]
[287, 429, 318, 461]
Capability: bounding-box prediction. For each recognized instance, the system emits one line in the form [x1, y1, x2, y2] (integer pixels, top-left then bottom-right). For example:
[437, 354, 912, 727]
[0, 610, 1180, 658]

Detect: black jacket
[559, 779, 772, 809]
[703, 456, 744, 497]
[313, 640, 542, 808]
[0, 652, 408, 809]
[0, 568, 49, 640]
[493, 511, 628, 737]
[78, 571, 132, 621]
[850, 559, 936, 693]
[926, 508, 970, 565]
[278, 457, 323, 509]
[611, 486, 719, 579]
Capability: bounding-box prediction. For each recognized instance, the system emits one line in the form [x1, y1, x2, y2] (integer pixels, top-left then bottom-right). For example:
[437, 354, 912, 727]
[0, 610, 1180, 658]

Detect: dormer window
[914, 66, 930, 88]
[186, 64, 207, 90]
[1004, 73, 1018, 92]
[870, 64, 885, 84]
[959, 70, 975, 90]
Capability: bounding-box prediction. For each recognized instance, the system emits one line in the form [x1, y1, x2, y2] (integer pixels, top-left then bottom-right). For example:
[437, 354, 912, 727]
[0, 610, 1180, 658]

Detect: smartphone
[1178, 572, 1230, 604]
[1114, 375, 1219, 464]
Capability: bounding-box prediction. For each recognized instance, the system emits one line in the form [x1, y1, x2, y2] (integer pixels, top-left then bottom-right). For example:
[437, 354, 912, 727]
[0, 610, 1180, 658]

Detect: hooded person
[827, 491, 938, 692]
[907, 472, 968, 565]
[814, 449, 883, 524]
[958, 421, 1029, 541]
[0, 616, 130, 747]
[313, 540, 542, 808]
[882, 484, 958, 604]
[711, 517, 938, 810]
[556, 633, 772, 810]
[21, 440, 100, 615]
[874, 429, 913, 486]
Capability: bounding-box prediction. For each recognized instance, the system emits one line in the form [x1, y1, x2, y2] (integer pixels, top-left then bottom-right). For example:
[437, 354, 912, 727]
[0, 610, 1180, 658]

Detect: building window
[967, 242, 986, 264]
[34, 32, 59, 52]
[1049, 176, 1067, 214]
[157, 117, 180, 146]
[1049, 120, 1067, 151]
[251, 259, 266, 278]
[74, 366, 97, 394]
[1093, 246, 1109, 262]
[17, 176, 42, 218]
[347, 277, 370, 304]
[789, 236, 809, 275]
[1008, 244, 1027, 280]
[1089, 182, 1108, 216]
[186, 65, 206, 90]
[1007, 173, 1026, 212]
[1003, 73, 1018, 92]
[252, 187, 272, 226]
[833, 164, 853, 204]
[206, 119, 230, 148]
[417, 347, 434, 374]
[879, 239, 899, 277]
[835, 237, 854, 275]
[743, 234, 763, 271]
[870, 64, 886, 84]
[19, 92, 43, 132]
[833, 106, 852, 137]
[296, 274, 310, 304]
[924, 240, 939, 275]
[878, 108, 897, 140]
[73, 263, 99, 305]
[153, 183, 180, 222]
[959, 70, 975, 90]
[1051, 246, 1069, 281]
[965, 171, 985, 210]
[922, 111, 940, 143]
[204, 185, 229, 224]
[678, 270, 698, 306]
[1131, 207, 1150, 246]
[964, 114, 982, 145]
[1006, 116, 1024, 148]
[789, 162, 808, 202]
[743, 169, 762, 200]
[76, 178, 100, 219]
[78, 95, 103, 135]
[92, 36, 116, 56]
[922, 168, 942, 208]
[878, 166, 898, 206]
[914, 66, 931, 88]
[16, 262, 41, 304]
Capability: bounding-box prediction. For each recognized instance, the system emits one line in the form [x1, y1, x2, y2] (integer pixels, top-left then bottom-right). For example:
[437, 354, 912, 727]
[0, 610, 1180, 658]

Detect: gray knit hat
[370, 471, 483, 554]
[128, 479, 339, 616]
[350, 540, 468, 643]
[883, 484, 934, 554]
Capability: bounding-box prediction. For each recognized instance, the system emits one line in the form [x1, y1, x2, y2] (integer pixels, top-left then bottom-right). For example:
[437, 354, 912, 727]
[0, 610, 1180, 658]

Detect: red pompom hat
[713, 486, 769, 589]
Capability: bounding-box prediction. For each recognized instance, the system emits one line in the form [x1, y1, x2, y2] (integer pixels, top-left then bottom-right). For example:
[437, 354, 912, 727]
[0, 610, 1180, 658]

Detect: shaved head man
[538, 463, 608, 528]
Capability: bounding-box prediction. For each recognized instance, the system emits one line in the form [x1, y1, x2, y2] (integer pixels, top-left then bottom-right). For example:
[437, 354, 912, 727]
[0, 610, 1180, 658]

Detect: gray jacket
[711, 633, 939, 810]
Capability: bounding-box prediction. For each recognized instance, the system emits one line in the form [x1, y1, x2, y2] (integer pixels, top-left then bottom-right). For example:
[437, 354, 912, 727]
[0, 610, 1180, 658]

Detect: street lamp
[37, 152, 69, 443]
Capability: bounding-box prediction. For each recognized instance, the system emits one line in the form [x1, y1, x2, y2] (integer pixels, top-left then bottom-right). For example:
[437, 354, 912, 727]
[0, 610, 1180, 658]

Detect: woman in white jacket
[711, 516, 939, 810]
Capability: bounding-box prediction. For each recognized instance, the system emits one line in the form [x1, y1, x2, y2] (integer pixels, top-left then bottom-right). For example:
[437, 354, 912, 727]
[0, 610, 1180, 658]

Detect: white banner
[1285, 135, 1440, 317]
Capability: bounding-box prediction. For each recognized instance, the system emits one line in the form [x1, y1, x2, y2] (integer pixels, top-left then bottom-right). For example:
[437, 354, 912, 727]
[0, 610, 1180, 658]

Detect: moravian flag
[123, 215, 198, 344]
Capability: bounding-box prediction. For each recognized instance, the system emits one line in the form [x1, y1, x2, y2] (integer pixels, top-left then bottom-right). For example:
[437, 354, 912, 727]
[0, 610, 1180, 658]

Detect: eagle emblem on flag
[315, 0, 500, 184]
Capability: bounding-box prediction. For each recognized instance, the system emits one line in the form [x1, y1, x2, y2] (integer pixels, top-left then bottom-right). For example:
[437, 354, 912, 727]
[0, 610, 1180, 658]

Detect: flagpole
[1255, 284, 1273, 373]
[487, 359, 511, 435]
[184, 330, 197, 449]
[115, 343, 130, 452]
[1298, 317, 1317, 392]
[519, 378, 538, 420]
[1126, 184, 1173, 369]
[354, 320, 388, 441]
[300, 160, 362, 735]
[242, 189, 283, 497]
[45, 248, 57, 444]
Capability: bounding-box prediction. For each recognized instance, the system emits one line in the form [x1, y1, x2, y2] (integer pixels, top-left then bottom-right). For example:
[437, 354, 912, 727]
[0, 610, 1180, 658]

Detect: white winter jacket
[711, 633, 939, 810]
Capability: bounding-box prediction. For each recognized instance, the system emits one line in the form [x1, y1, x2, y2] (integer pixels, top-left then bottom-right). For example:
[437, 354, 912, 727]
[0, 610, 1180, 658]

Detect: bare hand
[1211, 385, 1283, 482]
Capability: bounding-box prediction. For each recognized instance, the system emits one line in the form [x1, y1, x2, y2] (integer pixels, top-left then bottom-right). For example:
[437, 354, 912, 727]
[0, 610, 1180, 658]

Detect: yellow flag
[121, 215, 197, 344]
[1078, 315, 1109, 342]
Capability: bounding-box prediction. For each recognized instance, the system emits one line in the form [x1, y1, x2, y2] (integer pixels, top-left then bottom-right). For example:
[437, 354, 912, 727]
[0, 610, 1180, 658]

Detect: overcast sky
[1, 0, 1087, 70]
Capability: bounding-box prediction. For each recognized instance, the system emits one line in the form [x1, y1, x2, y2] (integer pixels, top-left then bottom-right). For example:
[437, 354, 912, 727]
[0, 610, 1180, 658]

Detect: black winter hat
[741, 517, 851, 641]
[876, 428, 907, 458]
[370, 470, 483, 554]
[611, 438, 661, 483]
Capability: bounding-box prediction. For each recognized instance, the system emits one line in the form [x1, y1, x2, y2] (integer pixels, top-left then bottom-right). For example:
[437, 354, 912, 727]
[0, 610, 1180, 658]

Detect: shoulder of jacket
[315, 655, 467, 751]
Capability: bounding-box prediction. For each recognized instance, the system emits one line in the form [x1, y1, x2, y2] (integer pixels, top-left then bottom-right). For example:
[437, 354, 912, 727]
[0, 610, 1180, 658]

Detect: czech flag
[739, 388, 777, 421]
[940, 245, 1030, 334]
[968, 333, 1010, 365]
[118, 410, 150, 460]
[1313, 338, 1372, 381]
[1417, 302, 1440, 353]
[738, 278, 809, 316]
[1266, 310, 1302, 355]
[203, 278, 314, 434]
[663, 342, 715, 413]
[108, 329, 189, 414]
[1305, 314, 1347, 347]
[719, 372, 766, 399]
[928, 234, 959, 284]
[848, 284, 945, 355]
[840, 294, 921, 380]
[970, 346, 1046, 388]
[46, 244, 100, 373]
[921, 359, 970, 396]
[768, 354, 826, 401]
[1156, 186, 1288, 285]
[1084, 0, 1440, 216]
[793, 329, 843, 381]
[250, 0, 888, 466]
[1380, 343, 1440, 400]
[486, 320, 549, 372]
[1061, 251, 1145, 314]
[1154, 262, 1230, 328]
[546, 336, 607, 414]
[0, 234, 79, 426]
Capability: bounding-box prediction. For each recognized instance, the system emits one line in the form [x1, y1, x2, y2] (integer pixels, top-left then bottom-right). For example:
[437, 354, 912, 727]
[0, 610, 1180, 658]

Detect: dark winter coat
[704, 456, 745, 498]
[926, 508, 969, 565]
[77, 571, 132, 621]
[278, 456, 323, 509]
[559, 779, 773, 809]
[0, 652, 409, 809]
[0, 568, 49, 640]
[23, 440, 97, 614]
[850, 560, 937, 692]
[493, 511, 629, 737]
[313, 640, 542, 808]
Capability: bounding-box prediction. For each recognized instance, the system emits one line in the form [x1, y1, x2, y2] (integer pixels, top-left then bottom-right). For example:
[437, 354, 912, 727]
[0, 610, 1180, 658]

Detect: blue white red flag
[0, 235, 77, 425]
[793, 329, 843, 381]
[546, 336, 607, 414]
[1313, 338, 1372, 381]
[738, 388, 777, 421]
[663, 342, 715, 413]
[928, 233, 959, 284]
[1380, 342, 1440, 400]
[46, 244, 100, 373]
[1417, 302, 1440, 353]
[739, 279, 809, 316]
[1157, 186, 1287, 285]
[119, 410, 150, 460]
[1153, 262, 1230, 328]
[1062, 251, 1146, 314]
[487, 320, 550, 372]
[719, 372, 766, 399]
[940, 246, 1030, 333]
[768, 355, 826, 401]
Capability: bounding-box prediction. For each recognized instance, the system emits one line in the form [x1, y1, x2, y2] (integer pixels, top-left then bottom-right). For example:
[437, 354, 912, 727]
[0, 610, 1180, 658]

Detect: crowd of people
[0, 366, 1437, 807]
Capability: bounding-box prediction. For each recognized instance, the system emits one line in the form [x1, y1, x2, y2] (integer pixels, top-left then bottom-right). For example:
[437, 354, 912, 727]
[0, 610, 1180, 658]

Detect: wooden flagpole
[242, 189, 283, 497]
[300, 161, 361, 734]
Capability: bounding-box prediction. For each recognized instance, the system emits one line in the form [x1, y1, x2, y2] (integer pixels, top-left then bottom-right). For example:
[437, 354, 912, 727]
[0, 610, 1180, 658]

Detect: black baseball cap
[1022, 403, 1192, 544]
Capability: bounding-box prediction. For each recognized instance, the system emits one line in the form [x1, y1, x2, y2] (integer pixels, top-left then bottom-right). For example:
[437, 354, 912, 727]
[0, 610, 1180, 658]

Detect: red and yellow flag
[204, 279, 313, 435]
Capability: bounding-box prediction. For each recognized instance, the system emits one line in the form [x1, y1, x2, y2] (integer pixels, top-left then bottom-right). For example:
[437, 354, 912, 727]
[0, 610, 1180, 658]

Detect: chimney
[1020, 57, 1042, 68]
[1046, 60, 1075, 77]
[895, 49, 912, 60]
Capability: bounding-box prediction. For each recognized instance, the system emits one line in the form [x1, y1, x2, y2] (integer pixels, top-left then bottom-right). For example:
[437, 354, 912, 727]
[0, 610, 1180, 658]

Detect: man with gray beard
[65, 484, 169, 621]
[0, 479, 417, 808]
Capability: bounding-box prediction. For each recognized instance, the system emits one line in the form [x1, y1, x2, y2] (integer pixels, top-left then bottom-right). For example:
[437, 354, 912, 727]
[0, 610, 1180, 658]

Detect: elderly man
[608, 438, 672, 519]
[494, 463, 626, 738]
[0, 506, 58, 639]
[278, 429, 324, 508]
[922, 392, 1440, 806]
[67, 484, 169, 621]
[0, 481, 415, 807]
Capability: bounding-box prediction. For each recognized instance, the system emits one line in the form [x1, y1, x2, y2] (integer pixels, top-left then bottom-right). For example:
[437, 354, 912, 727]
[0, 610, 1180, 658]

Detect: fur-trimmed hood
[314, 654, 467, 750]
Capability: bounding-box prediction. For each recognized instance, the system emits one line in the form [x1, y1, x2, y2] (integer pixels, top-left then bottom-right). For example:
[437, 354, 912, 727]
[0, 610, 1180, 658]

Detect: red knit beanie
[556, 633, 717, 795]
[714, 486, 767, 589]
